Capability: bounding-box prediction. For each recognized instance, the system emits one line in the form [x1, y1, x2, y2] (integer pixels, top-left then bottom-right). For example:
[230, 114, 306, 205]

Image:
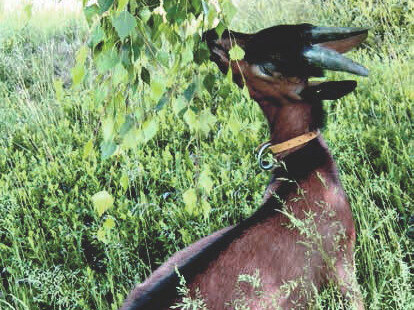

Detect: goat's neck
[258, 98, 321, 144]
[256, 98, 340, 202]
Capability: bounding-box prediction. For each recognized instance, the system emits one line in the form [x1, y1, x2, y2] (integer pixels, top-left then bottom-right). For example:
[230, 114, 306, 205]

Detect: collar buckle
[256, 130, 320, 170]
[257, 142, 274, 170]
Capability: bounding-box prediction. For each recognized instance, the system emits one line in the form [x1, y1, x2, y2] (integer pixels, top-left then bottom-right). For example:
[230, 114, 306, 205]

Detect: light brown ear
[317, 32, 368, 53]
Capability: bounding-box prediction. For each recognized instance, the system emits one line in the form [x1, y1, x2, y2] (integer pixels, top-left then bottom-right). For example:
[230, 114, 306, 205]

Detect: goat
[121, 24, 369, 310]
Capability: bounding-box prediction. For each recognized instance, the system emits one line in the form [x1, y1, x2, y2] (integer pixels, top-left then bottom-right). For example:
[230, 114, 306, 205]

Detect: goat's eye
[259, 63, 275, 77]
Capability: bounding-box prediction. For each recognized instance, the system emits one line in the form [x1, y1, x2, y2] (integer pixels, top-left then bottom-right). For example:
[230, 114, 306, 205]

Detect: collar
[268, 130, 320, 154]
[257, 130, 320, 170]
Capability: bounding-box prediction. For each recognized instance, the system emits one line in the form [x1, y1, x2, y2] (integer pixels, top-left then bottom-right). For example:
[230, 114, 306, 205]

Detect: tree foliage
[78, 0, 237, 158]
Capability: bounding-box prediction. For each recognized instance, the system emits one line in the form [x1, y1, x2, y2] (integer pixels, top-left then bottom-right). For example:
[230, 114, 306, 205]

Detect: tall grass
[0, 0, 412, 309]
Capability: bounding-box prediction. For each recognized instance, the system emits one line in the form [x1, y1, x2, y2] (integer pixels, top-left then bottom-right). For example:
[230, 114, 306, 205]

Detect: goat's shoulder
[121, 225, 234, 307]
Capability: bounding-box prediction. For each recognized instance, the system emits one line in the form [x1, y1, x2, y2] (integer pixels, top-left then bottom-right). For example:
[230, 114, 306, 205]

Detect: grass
[0, 0, 413, 309]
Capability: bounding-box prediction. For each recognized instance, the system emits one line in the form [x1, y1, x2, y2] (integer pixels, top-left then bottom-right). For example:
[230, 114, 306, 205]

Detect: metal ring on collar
[257, 142, 273, 170]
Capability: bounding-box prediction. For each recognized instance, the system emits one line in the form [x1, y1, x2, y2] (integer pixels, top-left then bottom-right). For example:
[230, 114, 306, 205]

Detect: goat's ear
[317, 32, 368, 54]
[303, 80, 357, 100]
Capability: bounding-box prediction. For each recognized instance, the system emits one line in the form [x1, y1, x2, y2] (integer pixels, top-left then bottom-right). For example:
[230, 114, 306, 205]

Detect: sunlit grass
[0, 1, 412, 309]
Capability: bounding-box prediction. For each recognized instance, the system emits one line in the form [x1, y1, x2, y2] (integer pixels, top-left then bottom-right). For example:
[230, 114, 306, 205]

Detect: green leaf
[183, 188, 197, 215]
[0, 243, 10, 251]
[117, 0, 129, 11]
[226, 65, 233, 83]
[201, 0, 209, 15]
[76, 45, 89, 65]
[141, 67, 150, 84]
[179, 228, 192, 245]
[201, 200, 211, 218]
[199, 109, 217, 135]
[183, 108, 197, 131]
[229, 44, 245, 61]
[150, 76, 166, 102]
[83, 139, 94, 158]
[172, 96, 187, 116]
[156, 51, 170, 67]
[215, 21, 226, 37]
[184, 108, 216, 135]
[84, 4, 100, 25]
[242, 85, 250, 99]
[92, 191, 114, 217]
[102, 118, 114, 141]
[166, 5, 187, 25]
[207, 3, 218, 27]
[119, 115, 134, 136]
[181, 45, 194, 65]
[194, 44, 210, 65]
[71, 45, 88, 86]
[199, 166, 214, 193]
[120, 173, 129, 191]
[184, 82, 196, 102]
[24, 3, 33, 19]
[96, 49, 119, 74]
[120, 45, 131, 67]
[203, 72, 215, 94]
[103, 217, 115, 230]
[222, 0, 237, 23]
[53, 79, 64, 101]
[71, 65, 85, 86]
[112, 11, 137, 40]
[155, 95, 169, 111]
[95, 83, 109, 105]
[112, 63, 129, 86]
[142, 119, 159, 143]
[89, 25, 105, 49]
[140, 7, 152, 22]
[98, 0, 114, 13]
[97, 227, 107, 243]
[228, 114, 241, 134]
[122, 127, 139, 149]
[191, 0, 202, 12]
[101, 140, 117, 159]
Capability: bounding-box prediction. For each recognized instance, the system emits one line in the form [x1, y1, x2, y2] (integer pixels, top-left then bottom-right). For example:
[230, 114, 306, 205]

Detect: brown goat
[121, 24, 368, 310]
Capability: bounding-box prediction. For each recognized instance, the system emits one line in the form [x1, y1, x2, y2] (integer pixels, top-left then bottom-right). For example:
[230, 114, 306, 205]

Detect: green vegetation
[0, 0, 413, 309]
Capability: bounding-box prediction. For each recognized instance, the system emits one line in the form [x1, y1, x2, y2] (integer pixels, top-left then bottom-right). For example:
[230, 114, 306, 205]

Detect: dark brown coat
[121, 24, 367, 310]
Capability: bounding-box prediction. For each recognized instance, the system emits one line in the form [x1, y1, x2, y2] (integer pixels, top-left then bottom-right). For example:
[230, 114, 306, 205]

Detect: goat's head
[204, 24, 368, 139]
[204, 24, 368, 101]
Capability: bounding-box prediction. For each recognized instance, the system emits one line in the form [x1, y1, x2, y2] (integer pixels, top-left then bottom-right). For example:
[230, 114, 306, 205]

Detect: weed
[0, 1, 412, 309]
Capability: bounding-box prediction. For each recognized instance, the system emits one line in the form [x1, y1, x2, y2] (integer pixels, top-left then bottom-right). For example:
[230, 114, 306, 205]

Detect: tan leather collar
[256, 130, 320, 170]
[268, 130, 320, 155]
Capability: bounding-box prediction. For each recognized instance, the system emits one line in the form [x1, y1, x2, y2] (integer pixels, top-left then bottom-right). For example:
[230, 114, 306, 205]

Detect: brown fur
[121, 26, 366, 310]
[122, 137, 363, 309]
